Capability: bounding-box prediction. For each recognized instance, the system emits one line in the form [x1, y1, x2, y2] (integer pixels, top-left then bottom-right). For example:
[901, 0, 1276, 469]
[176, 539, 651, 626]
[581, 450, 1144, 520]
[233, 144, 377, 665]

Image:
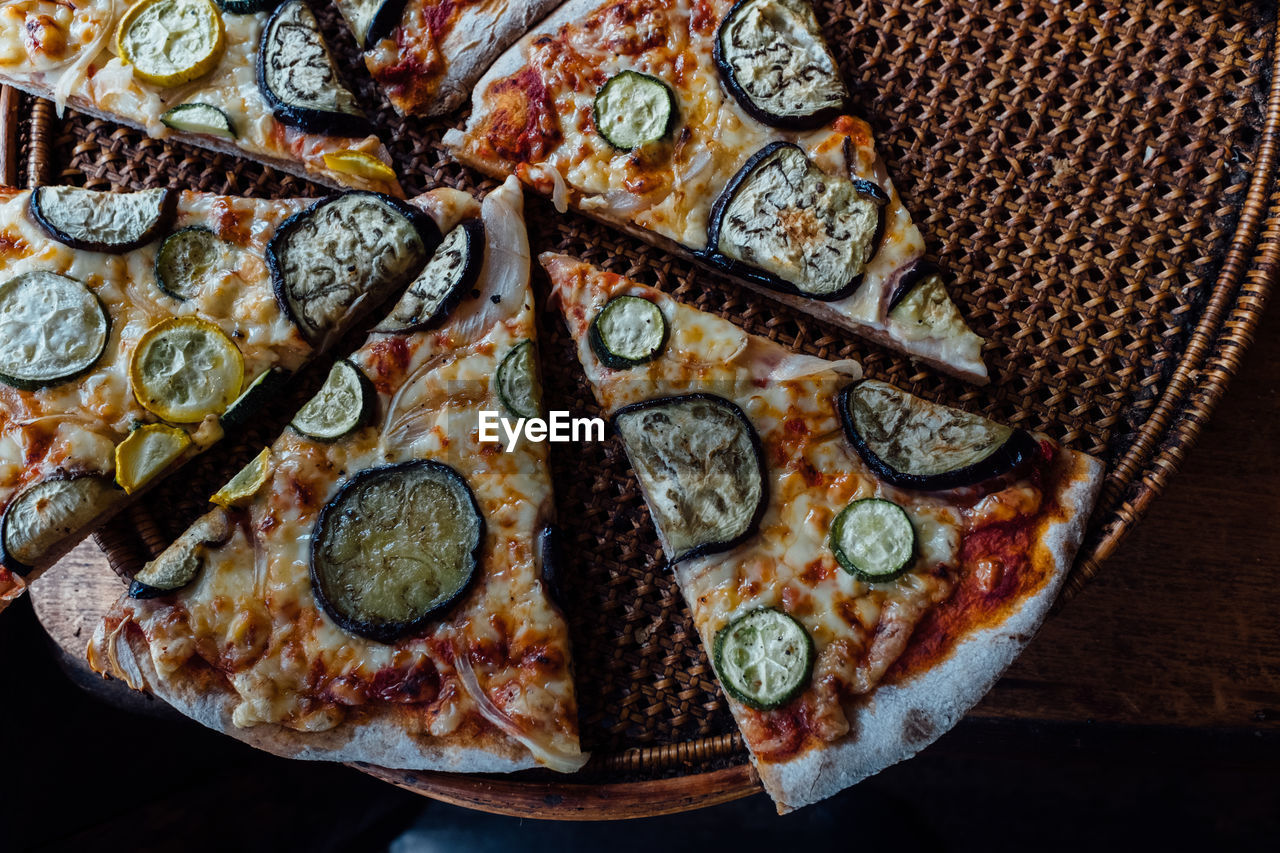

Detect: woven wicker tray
[3, 0, 1279, 819]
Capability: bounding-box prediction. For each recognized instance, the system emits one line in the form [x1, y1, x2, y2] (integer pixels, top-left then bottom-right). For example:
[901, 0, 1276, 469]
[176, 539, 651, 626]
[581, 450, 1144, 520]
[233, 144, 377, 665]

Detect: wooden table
[25, 297, 1280, 819]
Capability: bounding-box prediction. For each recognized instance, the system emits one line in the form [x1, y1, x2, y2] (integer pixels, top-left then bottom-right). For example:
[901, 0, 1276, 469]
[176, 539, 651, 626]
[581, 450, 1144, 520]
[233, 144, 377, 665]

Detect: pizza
[0, 183, 444, 610]
[542, 253, 1103, 811]
[0, 0, 402, 194]
[88, 177, 586, 773]
[445, 0, 988, 382]
[332, 0, 561, 117]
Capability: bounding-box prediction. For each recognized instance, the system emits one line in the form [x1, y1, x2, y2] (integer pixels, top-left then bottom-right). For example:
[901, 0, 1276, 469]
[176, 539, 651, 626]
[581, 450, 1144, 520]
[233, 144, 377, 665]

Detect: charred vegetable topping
[259, 0, 372, 136]
[311, 461, 484, 643]
[161, 103, 236, 138]
[706, 142, 886, 301]
[839, 380, 1038, 491]
[337, 0, 410, 49]
[220, 368, 288, 431]
[130, 510, 232, 598]
[378, 219, 484, 333]
[714, 0, 847, 129]
[588, 295, 668, 369]
[829, 498, 916, 581]
[1, 476, 118, 574]
[0, 271, 109, 390]
[290, 360, 372, 441]
[266, 192, 438, 346]
[30, 186, 174, 253]
[155, 226, 226, 301]
[593, 71, 677, 150]
[613, 394, 766, 563]
[495, 339, 543, 420]
[713, 608, 814, 710]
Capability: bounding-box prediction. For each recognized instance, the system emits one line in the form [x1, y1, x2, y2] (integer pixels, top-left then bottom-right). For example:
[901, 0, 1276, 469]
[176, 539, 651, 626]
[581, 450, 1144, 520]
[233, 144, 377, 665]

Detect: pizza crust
[743, 451, 1106, 812]
[92, 622, 539, 773]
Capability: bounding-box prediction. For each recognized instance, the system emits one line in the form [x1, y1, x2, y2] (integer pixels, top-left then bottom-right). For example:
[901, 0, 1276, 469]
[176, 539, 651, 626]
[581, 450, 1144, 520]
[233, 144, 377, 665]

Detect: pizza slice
[89, 177, 587, 774]
[542, 253, 1103, 811]
[0, 183, 444, 609]
[332, 0, 560, 117]
[0, 0, 402, 194]
[445, 0, 988, 382]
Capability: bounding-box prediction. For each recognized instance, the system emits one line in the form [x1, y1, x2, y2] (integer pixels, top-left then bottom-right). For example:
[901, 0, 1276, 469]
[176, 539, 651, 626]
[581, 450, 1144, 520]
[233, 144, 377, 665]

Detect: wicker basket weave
[3, 0, 1279, 818]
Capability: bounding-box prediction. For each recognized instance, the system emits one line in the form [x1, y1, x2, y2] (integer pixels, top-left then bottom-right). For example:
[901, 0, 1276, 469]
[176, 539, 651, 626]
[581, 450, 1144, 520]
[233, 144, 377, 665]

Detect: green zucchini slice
[593, 71, 676, 150]
[0, 271, 109, 390]
[160, 103, 236, 138]
[839, 380, 1039, 491]
[129, 510, 231, 598]
[155, 226, 225, 300]
[220, 367, 288, 431]
[588, 295, 668, 369]
[1, 475, 118, 575]
[30, 186, 175, 254]
[290, 360, 372, 441]
[613, 394, 766, 563]
[713, 608, 814, 711]
[378, 219, 484, 333]
[495, 339, 543, 420]
[829, 498, 915, 581]
[311, 461, 484, 643]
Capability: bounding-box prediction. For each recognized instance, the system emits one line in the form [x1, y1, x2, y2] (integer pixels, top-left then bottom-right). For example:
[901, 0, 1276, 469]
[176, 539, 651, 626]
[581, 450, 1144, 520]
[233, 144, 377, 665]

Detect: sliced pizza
[333, 0, 560, 117]
[0, 184, 443, 608]
[543, 253, 1103, 811]
[446, 0, 988, 382]
[89, 177, 587, 775]
[0, 0, 402, 194]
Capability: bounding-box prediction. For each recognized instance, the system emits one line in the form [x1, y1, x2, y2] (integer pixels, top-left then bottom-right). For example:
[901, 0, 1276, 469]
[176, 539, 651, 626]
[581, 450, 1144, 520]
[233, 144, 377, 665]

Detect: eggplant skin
[266, 192, 441, 344]
[886, 259, 941, 313]
[310, 461, 484, 644]
[1, 474, 116, 575]
[364, 0, 410, 48]
[30, 187, 176, 254]
[712, 0, 847, 131]
[703, 141, 887, 303]
[378, 218, 484, 333]
[536, 525, 565, 609]
[611, 393, 768, 565]
[837, 382, 1040, 491]
[257, 1, 375, 138]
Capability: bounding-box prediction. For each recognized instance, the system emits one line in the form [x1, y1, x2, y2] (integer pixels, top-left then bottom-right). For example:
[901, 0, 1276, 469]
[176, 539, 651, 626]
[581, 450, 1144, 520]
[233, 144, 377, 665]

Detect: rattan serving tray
[3, 0, 1279, 819]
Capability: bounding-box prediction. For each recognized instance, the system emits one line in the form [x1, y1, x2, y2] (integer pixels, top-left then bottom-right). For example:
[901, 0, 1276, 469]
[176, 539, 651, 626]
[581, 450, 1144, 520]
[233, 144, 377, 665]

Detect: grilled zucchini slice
[588, 295, 668, 369]
[613, 394, 766, 563]
[1, 475, 118, 575]
[839, 380, 1039, 491]
[706, 142, 887, 301]
[829, 498, 915, 581]
[713, 608, 814, 710]
[0, 271, 109, 390]
[129, 509, 231, 598]
[714, 0, 848, 129]
[161, 103, 236, 138]
[494, 340, 543, 420]
[266, 192, 438, 346]
[290, 360, 373, 441]
[378, 219, 484, 333]
[259, 0, 373, 137]
[129, 317, 244, 423]
[155, 226, 226, 300]
[220, 367, 288, 431]
[311, 461, 484, 642]
[30, 186, 174, 254]
[593, 71, 676, 150]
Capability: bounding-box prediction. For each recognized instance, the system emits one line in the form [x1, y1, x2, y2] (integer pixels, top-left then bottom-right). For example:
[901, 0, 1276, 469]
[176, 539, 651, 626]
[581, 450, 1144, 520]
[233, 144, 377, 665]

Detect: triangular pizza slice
[446, 0, 987, 382]
[90, 178, 586, 774]
[0, 183, 444, 609]
[543, 252, 1103, 810]
[0, 0, 401, 194]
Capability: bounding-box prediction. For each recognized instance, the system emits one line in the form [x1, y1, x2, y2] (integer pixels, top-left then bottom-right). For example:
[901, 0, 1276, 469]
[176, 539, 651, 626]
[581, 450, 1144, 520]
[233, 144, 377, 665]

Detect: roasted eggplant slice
[706, 142, 886, 301]
[593, 71, 677, 150]
[377, 219, 484, 333]
[0, 271, 109, 390]
[290, 359, 373, 441]
[839, 380, 1039, 491]
[311, 461, 484, 643]
[588, 295, 668, 369]
[266, 192, 439, 345]
[613, 394, 766, 563]
[337, 0, 410, 48]
[714, 0, 848, 129]
[259, 0, 373, 137]
[129, 509, 232, 598]
[887, 263, 977, 346]
[713, 608, 814, 711]
[1, 475, 118, 574]
[30, 186, 175, 253]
